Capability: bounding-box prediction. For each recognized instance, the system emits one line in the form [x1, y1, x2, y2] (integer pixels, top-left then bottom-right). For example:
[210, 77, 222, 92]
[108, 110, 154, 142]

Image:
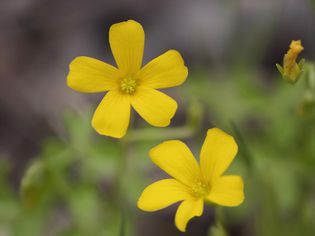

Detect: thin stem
[116, 139, 129, 236]
[124, 126, 195, 143]
[230, 121, 254, 171]
[211, 206, 228, 236]
[119, 208, 126, 236]
[215, 206, 224, 226]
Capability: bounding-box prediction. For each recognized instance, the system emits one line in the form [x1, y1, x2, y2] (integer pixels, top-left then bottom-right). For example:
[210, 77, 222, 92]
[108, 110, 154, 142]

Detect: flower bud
[276, 40, 304, 84]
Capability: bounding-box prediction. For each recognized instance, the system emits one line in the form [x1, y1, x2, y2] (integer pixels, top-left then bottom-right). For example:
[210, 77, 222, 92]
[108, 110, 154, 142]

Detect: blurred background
[1, 0, 315, 235]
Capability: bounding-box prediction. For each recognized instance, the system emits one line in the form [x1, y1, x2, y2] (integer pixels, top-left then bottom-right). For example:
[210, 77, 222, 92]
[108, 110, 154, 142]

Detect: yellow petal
[207, 175, 244, 207]
[109, 20, 144, 75]
[91, 90, 130, 138]
[149, 140, 201, 187]
[200, 128, 238, 183]
[137, 179, 190, 212]
[138, 50, 188, 89]
[131, 87, 177, 127]
[67, 56, 119, 93]
[175, 198, 203, 232]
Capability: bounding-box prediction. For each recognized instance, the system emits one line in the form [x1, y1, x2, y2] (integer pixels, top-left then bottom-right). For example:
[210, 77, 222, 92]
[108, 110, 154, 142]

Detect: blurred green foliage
[1, 61, 315, 235]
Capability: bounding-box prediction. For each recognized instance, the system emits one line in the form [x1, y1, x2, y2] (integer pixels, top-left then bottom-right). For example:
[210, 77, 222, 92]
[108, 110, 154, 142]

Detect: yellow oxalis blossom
[138, 128, 244, 232]
[276, 40, 304, 84]
[67, 20, 188, 138]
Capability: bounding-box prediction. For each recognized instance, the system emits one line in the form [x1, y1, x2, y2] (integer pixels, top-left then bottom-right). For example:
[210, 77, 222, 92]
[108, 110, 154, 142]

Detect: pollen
[191, 181, 209, 198]
[120, 76, 137, 94]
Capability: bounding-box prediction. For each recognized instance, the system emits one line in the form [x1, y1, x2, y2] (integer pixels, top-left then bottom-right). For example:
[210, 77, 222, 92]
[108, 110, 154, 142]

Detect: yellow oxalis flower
[67, 20, 188, 138]
[276, 40, 304, 84]
[137, 128, 244, 232]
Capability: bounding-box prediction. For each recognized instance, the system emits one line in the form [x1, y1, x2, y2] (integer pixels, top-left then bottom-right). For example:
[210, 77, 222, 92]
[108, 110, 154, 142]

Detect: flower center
[191, 181, 209, 198]
[120, 76, 137, 94]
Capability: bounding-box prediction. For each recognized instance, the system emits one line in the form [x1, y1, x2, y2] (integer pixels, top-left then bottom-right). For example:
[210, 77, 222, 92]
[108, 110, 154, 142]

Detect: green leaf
[68, 186, 102, 233]
[20, 161, 48, 208]
[276, 64, 284, 74]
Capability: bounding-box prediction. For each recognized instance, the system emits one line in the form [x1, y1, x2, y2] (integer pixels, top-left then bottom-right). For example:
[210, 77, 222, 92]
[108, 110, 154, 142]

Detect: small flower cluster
[67, 20, 244, 232]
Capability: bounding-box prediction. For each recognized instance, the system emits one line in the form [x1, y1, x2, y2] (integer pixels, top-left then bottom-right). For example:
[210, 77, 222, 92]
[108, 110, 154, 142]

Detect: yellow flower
[67, 20, 188, 138]
[137, 128, 244, 232]
[276, 40, 304, 84]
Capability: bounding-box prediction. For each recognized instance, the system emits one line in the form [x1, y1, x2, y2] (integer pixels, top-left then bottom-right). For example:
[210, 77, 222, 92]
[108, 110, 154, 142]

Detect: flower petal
[91, 90, 130, 138]
[149, 140, 201, 187]
[207, 175, 244, 207]
[67, 56, 119, 93]
[200, 128, 238, 183]
[137, 179, 190, 212]
[130, 87, 177, 127]
[109, 20, 144, 75]
[138, 50, 188, 89]
[175, 198, 203, 232]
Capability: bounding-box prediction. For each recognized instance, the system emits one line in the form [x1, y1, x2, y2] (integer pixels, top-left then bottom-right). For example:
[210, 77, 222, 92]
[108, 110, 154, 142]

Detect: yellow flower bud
[276, 40, 305, 84]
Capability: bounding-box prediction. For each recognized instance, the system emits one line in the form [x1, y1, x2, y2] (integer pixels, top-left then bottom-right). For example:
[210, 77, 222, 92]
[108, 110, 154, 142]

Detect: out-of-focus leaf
[68, 186, 102, 233]
[41, 138, 73, 170]
[81, 142, 120, 181]
[14, 211, 46, 236]
[0, 198, 19, 221]
[63, 111, 93, 153]
[20, 161, 48, 208]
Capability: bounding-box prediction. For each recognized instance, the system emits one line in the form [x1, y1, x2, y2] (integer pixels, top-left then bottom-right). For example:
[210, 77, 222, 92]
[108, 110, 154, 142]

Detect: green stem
[215, 206, 224, 226]
[211, 206, 228, 236]
[124, 98, 203, 143]
[124, 126, 195, 143]
[230, 121, 254, 171]
[116, 139, 129, 236]
[119, 211, 126, 236]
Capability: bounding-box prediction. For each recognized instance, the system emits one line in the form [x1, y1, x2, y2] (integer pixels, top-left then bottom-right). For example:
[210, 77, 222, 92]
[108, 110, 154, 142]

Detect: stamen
[191, 181, 209, 198]
[121, 76, 137, 94]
